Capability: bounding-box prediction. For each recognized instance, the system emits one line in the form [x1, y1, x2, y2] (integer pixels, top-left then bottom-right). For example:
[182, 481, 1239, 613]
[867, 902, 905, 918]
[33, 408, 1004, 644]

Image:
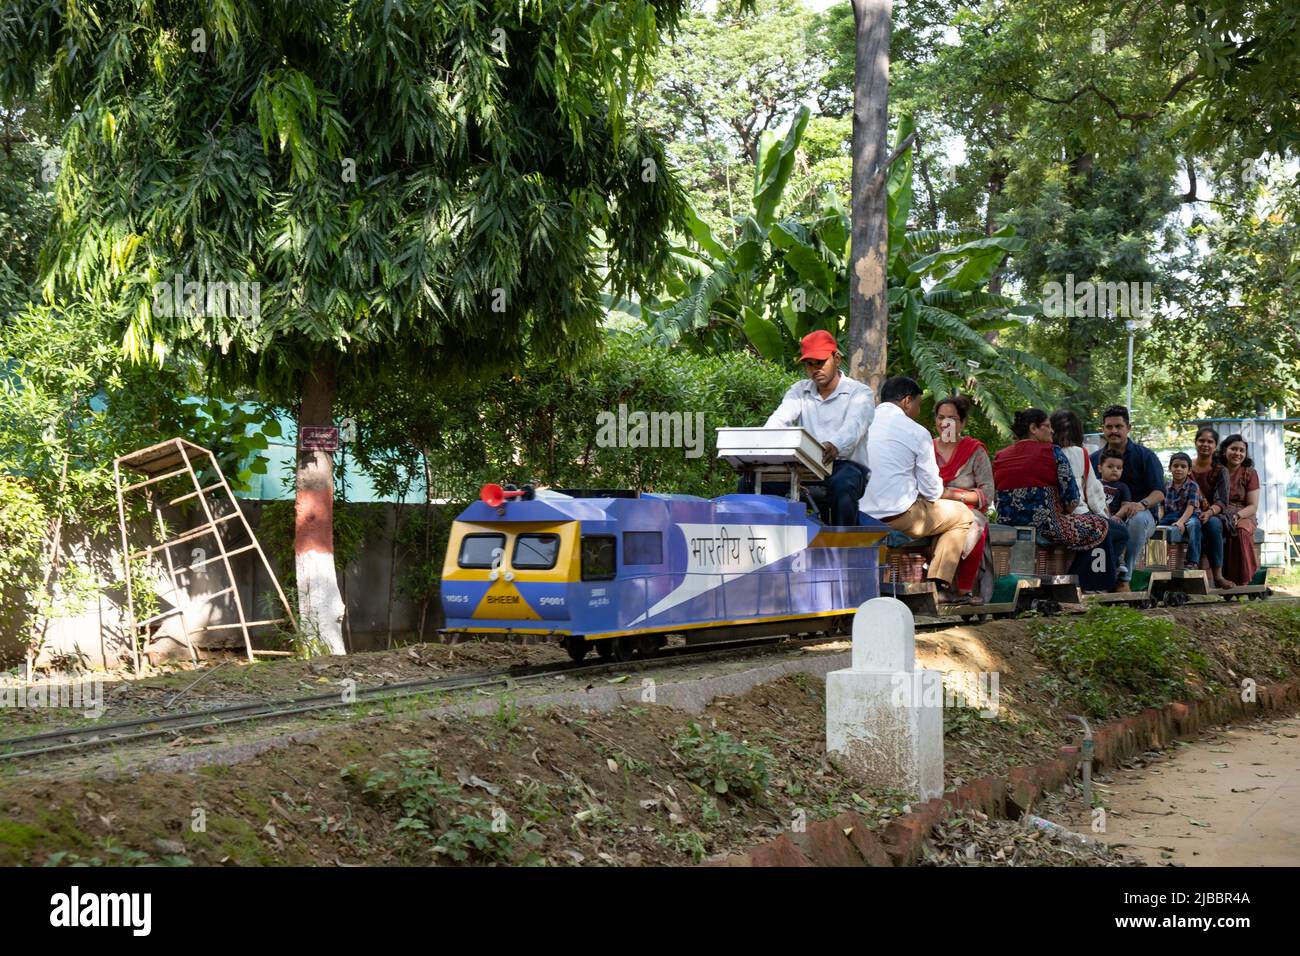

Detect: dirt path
[1095, 715, 1300, 866]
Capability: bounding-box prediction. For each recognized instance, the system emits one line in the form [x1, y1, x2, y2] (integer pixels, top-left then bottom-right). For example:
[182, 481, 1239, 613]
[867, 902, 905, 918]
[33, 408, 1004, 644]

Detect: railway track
[4, 592, 1291, 766]
[0, 628, 859, 764]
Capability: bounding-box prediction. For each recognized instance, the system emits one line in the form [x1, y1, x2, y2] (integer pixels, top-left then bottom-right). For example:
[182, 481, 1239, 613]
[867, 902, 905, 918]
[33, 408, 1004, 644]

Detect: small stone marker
[825, 597, 943, 800]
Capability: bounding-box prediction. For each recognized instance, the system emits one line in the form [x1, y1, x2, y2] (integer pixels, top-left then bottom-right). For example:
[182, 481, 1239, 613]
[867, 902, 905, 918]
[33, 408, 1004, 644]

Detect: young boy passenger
[1159, 452, 1202, 569]
[1098, 448, 1130, 516]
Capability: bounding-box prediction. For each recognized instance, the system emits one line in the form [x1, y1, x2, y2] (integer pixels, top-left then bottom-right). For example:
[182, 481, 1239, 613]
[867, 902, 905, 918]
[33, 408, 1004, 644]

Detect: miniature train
[439, 430, 1274, 658]
[439, 482, 888, 661]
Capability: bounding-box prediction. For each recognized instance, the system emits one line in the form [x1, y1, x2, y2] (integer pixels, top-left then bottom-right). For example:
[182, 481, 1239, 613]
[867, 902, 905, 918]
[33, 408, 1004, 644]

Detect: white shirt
[857, 402, 943, 518]
[764, 373, 874, 472]
[1062, 445, 1108, 517]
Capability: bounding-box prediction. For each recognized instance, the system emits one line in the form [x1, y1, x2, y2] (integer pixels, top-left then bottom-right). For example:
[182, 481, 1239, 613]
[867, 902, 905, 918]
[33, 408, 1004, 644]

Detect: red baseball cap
[799, 329, 838, 362]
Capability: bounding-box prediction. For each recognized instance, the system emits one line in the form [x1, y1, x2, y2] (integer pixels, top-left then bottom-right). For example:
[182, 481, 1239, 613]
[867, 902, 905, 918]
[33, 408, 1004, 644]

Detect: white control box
[715, 426, 831, 480]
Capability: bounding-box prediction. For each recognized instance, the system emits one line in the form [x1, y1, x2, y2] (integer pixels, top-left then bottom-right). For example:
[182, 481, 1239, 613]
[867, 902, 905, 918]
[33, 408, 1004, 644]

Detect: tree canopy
[0, 0, 692, 395]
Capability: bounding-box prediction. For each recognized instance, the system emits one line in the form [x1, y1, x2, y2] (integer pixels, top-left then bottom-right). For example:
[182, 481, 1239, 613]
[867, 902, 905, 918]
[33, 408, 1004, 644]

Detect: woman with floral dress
[992, 408, 1109, 549]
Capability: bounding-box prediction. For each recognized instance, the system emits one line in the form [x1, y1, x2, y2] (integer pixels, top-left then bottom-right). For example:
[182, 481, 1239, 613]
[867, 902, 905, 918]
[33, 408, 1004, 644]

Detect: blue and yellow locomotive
[440, 482, 888, 661]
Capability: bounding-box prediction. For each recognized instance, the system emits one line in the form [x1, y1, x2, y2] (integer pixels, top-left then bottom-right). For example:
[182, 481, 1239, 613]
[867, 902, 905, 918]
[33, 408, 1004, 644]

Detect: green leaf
[908, 229, 1025, 289]
[741, 306, 784, 361]
[886, 114, 916, 264]
[683, 204, 728, 262]
[770, 222, 836, 293]
[733, 238, 764, 272]
[998, 347, 1081, 390]
[898, 290, 920, 352]
[752, 107, 810, 228]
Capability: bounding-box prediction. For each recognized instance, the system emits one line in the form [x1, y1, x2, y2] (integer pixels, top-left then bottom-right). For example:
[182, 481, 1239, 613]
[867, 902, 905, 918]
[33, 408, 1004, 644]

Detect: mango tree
[2, 0, 691, 653]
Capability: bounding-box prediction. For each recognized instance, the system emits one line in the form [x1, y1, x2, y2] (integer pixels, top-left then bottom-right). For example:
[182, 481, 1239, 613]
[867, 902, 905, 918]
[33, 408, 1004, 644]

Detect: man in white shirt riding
[859, 376, 974, 602]
[740, 330, 874, 525]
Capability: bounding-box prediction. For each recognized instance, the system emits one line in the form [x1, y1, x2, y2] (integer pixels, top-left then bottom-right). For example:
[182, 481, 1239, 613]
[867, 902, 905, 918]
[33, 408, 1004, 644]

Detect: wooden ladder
[113, 438, 297, 671]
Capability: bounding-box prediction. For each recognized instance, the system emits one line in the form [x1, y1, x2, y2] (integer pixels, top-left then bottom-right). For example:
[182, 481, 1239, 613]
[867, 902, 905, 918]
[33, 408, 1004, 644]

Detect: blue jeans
[1201, 515, 1225, 568]
[1123, 508, 1156, 579]
[738, 460, 868, 526]
[1158, 513, 1202, 566]
[1107, 517, 1130, 577]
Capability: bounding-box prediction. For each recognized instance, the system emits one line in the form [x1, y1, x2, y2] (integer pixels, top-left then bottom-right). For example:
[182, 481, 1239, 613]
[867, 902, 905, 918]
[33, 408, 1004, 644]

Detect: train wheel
[594, 640, 615, 661]
[1030, 599, 1061, 616]
[1163, 591, 1188, 608]
[564, 637, 590, 663]
[610, 636, 636, 663]
[640, 635, 667, 655]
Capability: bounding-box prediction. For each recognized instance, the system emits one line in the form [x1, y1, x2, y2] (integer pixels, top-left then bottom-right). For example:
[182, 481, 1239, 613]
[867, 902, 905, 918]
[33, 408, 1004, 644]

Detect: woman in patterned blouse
[1217, 434, 1261, 587]
[992, 408, 1109, 549]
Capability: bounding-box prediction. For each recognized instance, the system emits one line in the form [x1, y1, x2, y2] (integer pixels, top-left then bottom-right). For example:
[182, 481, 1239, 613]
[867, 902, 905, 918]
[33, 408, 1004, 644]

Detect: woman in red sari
[933, 395, 994, 603]
[993, 408, 1109, 549]
[1217, 434, 1261, 586]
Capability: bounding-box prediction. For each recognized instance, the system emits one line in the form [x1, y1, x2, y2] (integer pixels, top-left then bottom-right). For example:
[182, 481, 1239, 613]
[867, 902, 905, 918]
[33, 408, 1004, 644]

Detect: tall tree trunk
[985, 160, 1007, 292]
[28, 449, 69, 679]
[295, 361, 347, 655]
[916, 139, 940, 231]
[386, 493, 406, 650]
[985, 158, 1008, 344]
[848, 0, 892, 392]
[417, 448, 432, 643]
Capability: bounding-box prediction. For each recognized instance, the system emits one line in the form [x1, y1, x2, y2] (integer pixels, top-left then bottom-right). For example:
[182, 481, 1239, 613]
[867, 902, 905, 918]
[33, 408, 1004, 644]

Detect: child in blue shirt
[1158, 452, 1202, 568]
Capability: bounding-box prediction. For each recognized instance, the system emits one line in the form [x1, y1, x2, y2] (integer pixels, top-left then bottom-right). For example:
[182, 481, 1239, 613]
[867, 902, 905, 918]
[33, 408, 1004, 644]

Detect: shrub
[1033, 605, 1207, 717]
[341, 749, 540, 864]
[674, 721, 772, 800]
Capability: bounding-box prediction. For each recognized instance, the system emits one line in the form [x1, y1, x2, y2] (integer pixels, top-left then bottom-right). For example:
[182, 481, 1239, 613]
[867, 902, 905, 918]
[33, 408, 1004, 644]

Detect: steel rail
[0, 629, 856, 763]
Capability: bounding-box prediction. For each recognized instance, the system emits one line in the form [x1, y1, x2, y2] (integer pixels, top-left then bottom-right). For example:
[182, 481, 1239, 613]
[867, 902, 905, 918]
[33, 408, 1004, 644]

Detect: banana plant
[630, 107, 827, 355]
[633, 109, 1077, 436]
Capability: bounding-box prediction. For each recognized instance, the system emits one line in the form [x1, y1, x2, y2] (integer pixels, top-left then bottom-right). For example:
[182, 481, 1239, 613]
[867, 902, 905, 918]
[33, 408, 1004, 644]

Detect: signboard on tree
[299, 426, 339, 452]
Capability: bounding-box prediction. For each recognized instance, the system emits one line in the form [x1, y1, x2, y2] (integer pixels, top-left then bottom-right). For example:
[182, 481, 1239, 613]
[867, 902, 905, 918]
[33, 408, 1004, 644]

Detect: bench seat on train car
[988, 524, 1018, 547]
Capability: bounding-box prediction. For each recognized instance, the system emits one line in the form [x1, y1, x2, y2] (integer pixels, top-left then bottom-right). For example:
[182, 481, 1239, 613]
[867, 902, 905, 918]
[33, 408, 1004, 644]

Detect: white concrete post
[826, 597, 944, 800]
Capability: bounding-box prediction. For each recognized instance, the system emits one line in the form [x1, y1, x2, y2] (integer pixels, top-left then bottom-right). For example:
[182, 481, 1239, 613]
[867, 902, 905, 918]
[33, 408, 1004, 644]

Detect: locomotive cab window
[581, 534, 617, 580]
[623, 531, 663, 565]
[513, 533, 560, 570]
[458, 533, 505, 569]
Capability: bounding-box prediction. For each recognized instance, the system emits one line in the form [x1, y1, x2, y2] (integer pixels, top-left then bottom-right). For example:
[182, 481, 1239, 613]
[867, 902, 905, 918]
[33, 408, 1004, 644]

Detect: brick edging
[705, 678, 1300, 867]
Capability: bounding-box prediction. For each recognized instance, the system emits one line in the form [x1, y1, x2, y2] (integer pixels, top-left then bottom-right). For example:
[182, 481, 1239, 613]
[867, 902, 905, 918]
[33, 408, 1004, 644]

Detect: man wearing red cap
[739, 330, 874, 525]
